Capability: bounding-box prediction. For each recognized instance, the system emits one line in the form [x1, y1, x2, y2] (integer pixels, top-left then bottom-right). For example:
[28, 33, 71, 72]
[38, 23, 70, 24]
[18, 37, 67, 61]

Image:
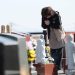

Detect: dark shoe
[56, 65, 61, 70]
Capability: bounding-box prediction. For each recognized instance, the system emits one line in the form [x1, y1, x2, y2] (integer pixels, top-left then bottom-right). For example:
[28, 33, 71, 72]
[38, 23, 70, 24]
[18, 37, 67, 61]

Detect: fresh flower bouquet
[27, 49, 36, 62]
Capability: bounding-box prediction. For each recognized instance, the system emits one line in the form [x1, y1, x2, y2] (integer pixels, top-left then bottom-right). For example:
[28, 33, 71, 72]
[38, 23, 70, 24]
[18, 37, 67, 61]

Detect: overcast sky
[0, 0, 75, 32]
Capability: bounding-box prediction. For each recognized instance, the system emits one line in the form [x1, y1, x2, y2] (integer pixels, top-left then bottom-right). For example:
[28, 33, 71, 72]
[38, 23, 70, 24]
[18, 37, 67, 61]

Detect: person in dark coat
[41, 6, 65, 71]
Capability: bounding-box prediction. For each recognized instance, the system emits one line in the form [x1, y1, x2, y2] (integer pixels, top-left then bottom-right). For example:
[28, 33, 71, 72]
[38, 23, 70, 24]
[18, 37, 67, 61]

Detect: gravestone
[35, 35, 46, 64]
[0, 34, 30, 75]
[65, 34, 75, 75]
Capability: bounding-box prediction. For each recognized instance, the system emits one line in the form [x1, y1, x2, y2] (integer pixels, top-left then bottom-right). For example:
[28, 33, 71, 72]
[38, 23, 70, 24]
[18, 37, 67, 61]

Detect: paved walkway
[31, 70, 66, 75]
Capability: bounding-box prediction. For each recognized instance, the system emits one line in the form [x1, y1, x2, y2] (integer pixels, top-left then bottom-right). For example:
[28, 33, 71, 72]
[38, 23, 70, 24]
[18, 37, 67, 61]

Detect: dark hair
[41, 7, 55, 17]
[41, 7, 62, 29]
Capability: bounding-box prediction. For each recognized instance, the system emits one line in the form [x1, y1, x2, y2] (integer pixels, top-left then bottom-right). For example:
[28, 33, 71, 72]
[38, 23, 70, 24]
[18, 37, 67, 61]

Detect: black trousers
[50, 48, 63, 70]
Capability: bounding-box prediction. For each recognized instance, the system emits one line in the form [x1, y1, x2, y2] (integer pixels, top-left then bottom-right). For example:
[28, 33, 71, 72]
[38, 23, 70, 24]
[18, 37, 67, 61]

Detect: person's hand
[44, 20, 50, 25]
